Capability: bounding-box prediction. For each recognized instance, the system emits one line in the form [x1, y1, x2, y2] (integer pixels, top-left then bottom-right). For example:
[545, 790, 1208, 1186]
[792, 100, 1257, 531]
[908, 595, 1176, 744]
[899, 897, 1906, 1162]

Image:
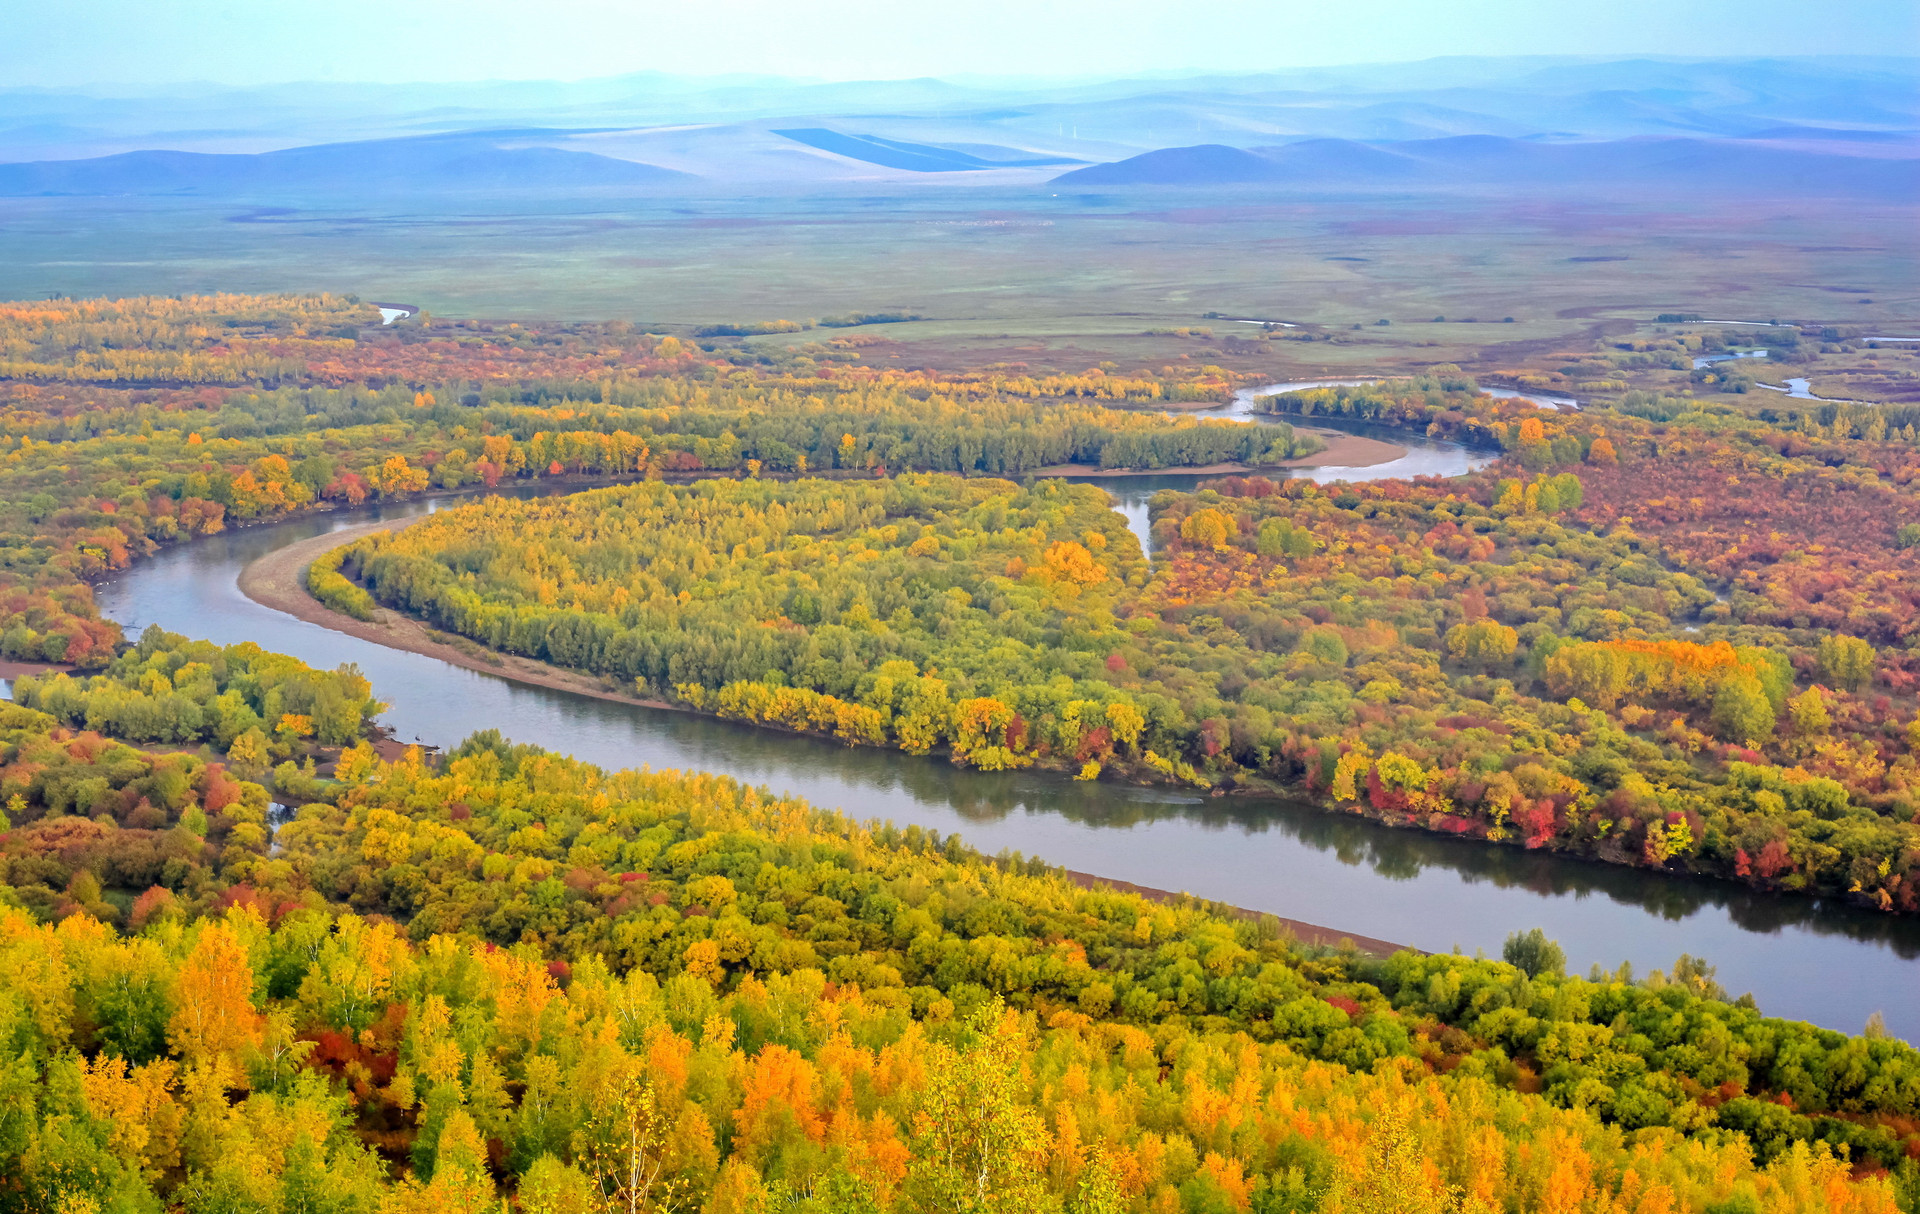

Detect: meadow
[2, 186, 1912, 378]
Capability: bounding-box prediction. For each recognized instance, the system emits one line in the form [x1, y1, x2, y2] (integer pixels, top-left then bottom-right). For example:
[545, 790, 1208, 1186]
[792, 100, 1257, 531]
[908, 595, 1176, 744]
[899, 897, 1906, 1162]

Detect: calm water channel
[89, 394, 1919, 1040]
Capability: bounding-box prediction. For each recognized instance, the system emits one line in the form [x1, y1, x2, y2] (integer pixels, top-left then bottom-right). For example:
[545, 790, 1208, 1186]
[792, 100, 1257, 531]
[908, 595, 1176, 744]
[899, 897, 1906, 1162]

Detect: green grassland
[2, 187, 1912, 379]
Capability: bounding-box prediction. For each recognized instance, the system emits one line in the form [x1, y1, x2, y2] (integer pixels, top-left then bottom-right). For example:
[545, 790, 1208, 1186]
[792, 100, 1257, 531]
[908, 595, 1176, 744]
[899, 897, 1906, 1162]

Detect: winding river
[1086, 381, 1512, 552]
[90, 388, 1920, 1040]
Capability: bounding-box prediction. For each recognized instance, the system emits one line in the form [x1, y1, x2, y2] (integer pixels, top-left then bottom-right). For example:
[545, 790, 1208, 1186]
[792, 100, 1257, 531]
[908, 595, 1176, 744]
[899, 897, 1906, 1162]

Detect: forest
[319, 454, 1920, 911]
[0, 300, 1313, 671]
[1, 294, 1918, 1212]
[2, 703, 1916, 1213]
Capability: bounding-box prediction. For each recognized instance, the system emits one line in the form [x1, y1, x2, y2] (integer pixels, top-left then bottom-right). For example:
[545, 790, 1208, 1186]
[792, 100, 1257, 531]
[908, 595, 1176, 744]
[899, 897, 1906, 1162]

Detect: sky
[3, 0, 1915, 88]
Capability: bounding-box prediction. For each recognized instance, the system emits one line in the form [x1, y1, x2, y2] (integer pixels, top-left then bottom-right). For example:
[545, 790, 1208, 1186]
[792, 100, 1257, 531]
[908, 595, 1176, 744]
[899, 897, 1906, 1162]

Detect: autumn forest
[0, 293, 1918, 1213]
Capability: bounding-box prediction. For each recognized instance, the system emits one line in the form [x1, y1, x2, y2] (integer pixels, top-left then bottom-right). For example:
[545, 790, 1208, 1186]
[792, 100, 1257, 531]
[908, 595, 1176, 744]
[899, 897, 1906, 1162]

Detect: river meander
[90, 405, 1920, 1040]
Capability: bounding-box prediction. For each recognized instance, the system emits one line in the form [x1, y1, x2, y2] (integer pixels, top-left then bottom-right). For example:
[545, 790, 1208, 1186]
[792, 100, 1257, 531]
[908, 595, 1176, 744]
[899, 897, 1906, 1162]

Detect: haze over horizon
[6, 0, 1915, 88]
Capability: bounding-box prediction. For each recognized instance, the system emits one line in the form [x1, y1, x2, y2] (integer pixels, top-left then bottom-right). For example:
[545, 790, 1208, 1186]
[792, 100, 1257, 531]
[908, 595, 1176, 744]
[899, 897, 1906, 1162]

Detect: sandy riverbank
[0, 659, 74, 682]
[1032, 428, 1405, 479]
[1292, 428, 1406, 466]
[239, 522, 1411, 958]
[1060, 871, 1408, 956]
[238, 520, 688, 717]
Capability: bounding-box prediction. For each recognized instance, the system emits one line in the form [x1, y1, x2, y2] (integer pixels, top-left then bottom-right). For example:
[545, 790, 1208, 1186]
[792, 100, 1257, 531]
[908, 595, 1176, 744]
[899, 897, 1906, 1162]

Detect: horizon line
[6, 51, 1917, 96]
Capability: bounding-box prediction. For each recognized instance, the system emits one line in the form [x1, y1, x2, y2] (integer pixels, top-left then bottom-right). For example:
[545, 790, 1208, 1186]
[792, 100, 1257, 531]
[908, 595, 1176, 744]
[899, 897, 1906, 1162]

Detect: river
[89, 411, 1920, 1040]
[1754, 377, 1864, 404]
[1693, 350, 1769, 370]
[1059, 382, 1503, 553]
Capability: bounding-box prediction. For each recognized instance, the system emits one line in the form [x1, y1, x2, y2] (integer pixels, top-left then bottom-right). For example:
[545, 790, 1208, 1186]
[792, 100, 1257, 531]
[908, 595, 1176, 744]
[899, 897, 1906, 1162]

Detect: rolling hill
[2, 57, 1912, 167]
[1053, 134, 1920, 196]
[770, 128, 1080, 171]
[0, 132, 692, 196]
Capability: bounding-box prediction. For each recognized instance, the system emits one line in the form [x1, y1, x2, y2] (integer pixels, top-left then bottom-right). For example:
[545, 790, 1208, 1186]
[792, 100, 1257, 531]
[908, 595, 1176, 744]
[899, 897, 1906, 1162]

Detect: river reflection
[92, 472, 1920, 1040]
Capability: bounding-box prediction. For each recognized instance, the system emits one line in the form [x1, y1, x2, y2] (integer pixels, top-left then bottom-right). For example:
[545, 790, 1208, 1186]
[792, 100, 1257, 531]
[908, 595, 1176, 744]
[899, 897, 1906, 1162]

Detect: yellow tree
[1445, 620, 1518, 670]
[78, 1054, 183, 1181]
[167, 922, 263, 1066]
[1038, 540, 1107, 589]
[1103, 702, 1145, 754]
[1327, 1096, 1472, 1214]
[369, 455, 429, 499]
[907, 1004, 1051, 1214]
[577, 1071, 689, 1214]
[1179, 508, 1235, 551]
[297, 915, 410, 1034]
[382, 1109, 496, 1214]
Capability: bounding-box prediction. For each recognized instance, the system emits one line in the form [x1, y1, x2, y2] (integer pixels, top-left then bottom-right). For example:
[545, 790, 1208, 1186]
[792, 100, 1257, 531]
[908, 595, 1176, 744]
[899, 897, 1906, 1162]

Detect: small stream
[1693, 350, 1770, 369]
[1754, 377, 1861, 403]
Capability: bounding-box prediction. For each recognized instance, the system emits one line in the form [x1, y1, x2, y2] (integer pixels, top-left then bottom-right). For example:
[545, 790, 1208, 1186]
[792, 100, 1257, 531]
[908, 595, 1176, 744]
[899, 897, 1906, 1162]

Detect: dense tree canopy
[2, 703, 1915, 1212]
[324, 466, 1920, 912]
[0, 295, 1310, 670]
[3, 295, 1919, 1212]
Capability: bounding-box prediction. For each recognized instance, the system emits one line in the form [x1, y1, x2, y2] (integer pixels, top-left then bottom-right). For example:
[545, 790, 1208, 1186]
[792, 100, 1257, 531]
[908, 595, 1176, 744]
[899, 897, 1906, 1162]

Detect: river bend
[89, 403, 1920, 1039]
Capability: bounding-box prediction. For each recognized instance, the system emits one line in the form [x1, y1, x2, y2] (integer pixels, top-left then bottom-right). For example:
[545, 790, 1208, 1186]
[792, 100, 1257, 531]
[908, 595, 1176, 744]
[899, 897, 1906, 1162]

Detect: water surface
[1057, 381, 1498, 553]
[1693, 350, 1769, 369]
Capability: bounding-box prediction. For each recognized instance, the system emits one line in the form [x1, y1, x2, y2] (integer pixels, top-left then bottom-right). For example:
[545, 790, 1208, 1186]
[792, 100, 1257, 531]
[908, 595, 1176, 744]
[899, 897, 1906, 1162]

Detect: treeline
[1259, 373, 1920, 461]
[0, 293, 359, 383]
[10, 625, 384, 752]
[306, 544, 376, 621]
[0, 704, 1913, 1210]
[0, 291, 1256, 405]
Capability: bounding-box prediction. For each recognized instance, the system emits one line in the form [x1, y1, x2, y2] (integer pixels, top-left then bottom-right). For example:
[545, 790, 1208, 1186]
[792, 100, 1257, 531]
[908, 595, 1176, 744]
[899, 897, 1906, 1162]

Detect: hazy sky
[4, 0, 1913, 87]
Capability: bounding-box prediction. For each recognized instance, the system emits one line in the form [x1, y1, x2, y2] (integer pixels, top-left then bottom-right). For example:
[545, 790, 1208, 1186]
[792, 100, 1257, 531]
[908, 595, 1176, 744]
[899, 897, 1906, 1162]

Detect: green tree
[1299, 627, 1348, 667]
[1256, 517, 1316, 559]
[1711, 676, 1775, 746]
[1787, 687, 1830, 737]
[1502, 928, 1566, 979]
[1817, 635, 1875, 692]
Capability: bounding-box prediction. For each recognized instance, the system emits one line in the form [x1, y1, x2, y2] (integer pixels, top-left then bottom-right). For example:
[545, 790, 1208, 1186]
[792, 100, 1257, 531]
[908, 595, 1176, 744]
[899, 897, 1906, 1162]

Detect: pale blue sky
[4, 0, 1914, 87]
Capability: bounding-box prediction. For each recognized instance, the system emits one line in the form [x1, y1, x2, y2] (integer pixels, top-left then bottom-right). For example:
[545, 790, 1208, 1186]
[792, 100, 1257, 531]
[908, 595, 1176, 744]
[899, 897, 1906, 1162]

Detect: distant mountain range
[0, 57, 1912, 197]
[1051, 135, 1920, 196]
[1, 57, 1913, 166]
[0, 126, 1908, 199]
[0, 133, 689, 196]
[769, 129, 1081, 172]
